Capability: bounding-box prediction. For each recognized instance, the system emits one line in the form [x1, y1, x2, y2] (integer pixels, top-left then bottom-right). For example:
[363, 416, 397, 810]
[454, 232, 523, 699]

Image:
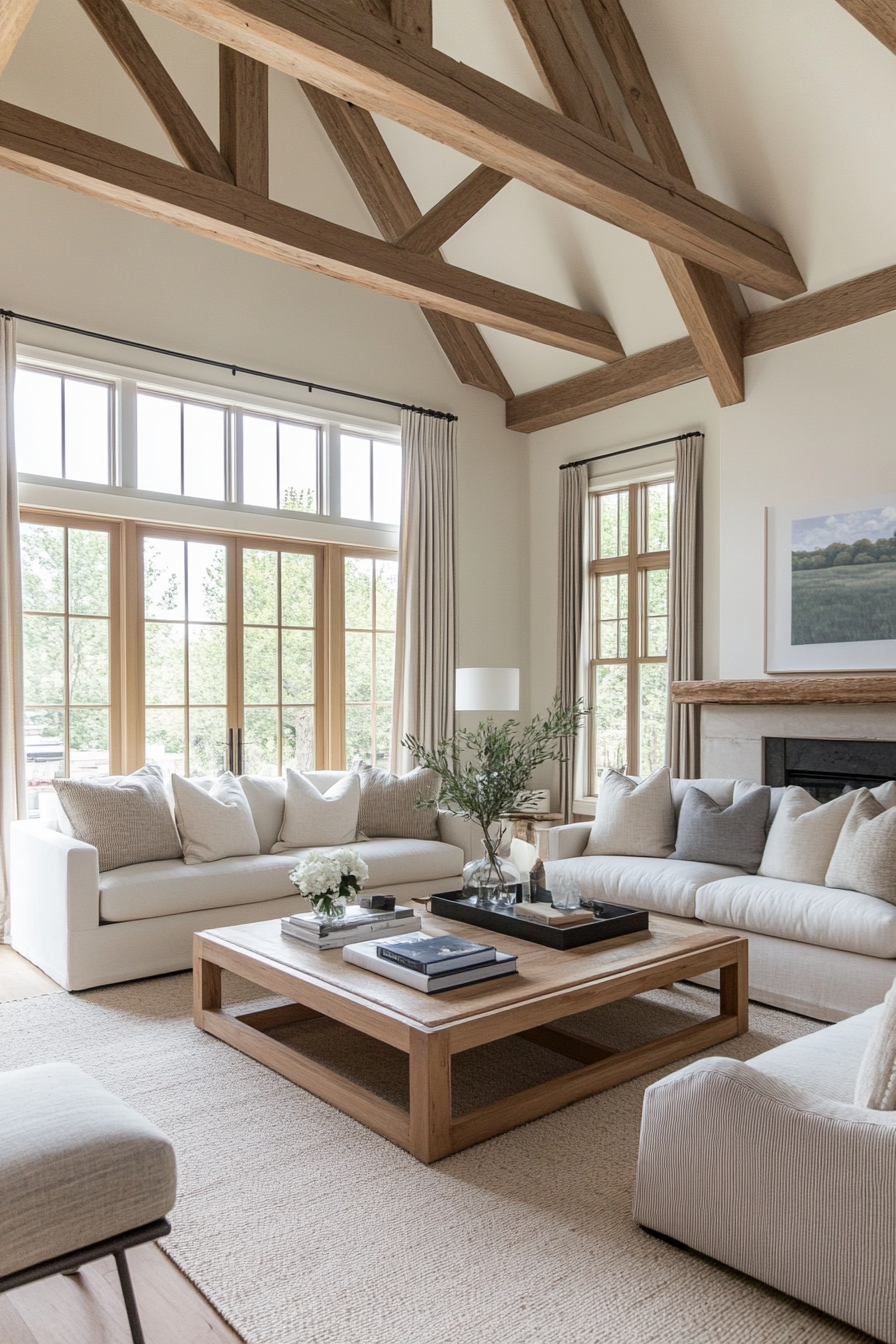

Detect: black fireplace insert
[764, 737, 896, 802]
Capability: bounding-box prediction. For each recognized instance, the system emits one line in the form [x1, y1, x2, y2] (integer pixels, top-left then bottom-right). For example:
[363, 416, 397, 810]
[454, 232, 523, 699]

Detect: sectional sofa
[547, 776, 896, 1022]
[10, 771, 474, 992]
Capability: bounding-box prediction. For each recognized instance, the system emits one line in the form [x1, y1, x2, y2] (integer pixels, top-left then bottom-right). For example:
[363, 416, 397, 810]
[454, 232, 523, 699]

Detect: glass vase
[308, 892, 347, 923]
[462, 840, 521, 909]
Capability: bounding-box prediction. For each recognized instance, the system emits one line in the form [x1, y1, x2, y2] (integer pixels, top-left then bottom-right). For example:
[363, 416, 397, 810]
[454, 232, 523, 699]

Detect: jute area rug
[0, 972, 874, 1344]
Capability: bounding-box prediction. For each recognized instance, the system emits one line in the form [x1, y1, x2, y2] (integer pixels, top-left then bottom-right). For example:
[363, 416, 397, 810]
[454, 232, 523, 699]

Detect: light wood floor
[0, 947, 244, 1344]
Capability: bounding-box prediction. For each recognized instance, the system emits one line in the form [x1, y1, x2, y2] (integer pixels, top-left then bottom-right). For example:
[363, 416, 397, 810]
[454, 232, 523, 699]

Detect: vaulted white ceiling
[3, 0, 896, 396]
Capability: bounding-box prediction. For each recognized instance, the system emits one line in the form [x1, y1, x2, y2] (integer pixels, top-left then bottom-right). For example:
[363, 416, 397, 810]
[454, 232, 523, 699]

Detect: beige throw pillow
[759, 786, 855, 886]
[583, 767, 675, 858]
[352, 760, 441, 841]
[171, 772, 260, 865]
[53, 763, 182, 872]
[825, 789, 896, 903]
[855, 978, 896, 1109]
[272, 770, 360, 851]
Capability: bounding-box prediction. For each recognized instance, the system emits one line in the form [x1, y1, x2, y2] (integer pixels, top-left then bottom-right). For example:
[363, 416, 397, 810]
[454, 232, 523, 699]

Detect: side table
[503, 812, 565, 861]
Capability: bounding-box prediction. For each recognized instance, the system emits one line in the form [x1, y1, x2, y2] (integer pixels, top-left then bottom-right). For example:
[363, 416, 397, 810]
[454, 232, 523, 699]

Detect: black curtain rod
[0, 308, 458, 422]
[559, 431, 703, 470]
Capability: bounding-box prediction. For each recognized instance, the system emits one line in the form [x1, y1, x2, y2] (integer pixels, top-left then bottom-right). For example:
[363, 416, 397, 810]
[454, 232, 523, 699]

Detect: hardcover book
[376, 932, 496, 975]
[344, 938, 517, 993]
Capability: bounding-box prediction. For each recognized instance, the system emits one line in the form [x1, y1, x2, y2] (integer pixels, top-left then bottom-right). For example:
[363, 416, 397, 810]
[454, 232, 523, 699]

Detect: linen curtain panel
[555, 463, 590, 823]
[390, 409, 457, 774]
[667, 433, 703, 778]
[0, 315, 25, 939]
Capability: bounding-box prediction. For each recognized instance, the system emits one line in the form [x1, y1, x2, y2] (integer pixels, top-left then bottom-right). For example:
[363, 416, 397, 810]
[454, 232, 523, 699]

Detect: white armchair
[633, 1007, 896, 1343]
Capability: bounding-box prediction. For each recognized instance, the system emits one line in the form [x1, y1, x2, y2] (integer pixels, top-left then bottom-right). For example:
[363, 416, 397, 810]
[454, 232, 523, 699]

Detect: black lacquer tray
[428, 890, 649, 950]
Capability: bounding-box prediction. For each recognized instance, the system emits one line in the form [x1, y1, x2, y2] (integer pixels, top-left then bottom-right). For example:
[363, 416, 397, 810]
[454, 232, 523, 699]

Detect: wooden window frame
[589, 479, 672, 789]
[20, 508, 124, 778]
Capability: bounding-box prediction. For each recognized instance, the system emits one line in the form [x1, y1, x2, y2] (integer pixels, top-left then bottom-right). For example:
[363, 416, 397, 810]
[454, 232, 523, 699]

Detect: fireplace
[764, 738, 896, 801]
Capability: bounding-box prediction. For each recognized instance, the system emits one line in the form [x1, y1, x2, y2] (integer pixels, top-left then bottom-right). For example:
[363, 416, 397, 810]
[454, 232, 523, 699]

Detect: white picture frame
[766, 491, 896, 673]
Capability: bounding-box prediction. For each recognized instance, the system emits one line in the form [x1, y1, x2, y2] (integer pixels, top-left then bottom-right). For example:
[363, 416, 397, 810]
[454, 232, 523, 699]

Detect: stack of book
[281, 903, 421, 950]
[343, 931, 518, 993]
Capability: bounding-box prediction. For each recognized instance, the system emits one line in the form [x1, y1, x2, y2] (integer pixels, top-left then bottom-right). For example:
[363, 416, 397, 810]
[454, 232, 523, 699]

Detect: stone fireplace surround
[671, 677, 896, 785]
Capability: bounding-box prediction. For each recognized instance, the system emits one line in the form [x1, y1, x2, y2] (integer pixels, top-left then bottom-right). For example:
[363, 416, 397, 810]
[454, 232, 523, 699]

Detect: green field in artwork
[791, 565, 896, 645]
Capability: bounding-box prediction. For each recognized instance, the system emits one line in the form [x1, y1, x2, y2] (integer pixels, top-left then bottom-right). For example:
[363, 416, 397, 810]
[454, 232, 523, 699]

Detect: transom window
[341, 434, 402, 524]
[589, 479, 673, 788]
[15, 368, 112, 484]
[14, 362, 401, 526]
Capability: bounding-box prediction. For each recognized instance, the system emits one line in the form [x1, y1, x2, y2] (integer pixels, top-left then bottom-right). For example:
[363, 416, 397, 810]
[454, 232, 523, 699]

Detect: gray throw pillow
[53, 763, 182, 872]
[352, 759, 440, 840]
[672, 785, 770, 873]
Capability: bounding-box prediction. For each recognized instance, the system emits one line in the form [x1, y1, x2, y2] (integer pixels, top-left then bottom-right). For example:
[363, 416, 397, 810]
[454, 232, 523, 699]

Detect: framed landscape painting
[766, 492, 896, 672]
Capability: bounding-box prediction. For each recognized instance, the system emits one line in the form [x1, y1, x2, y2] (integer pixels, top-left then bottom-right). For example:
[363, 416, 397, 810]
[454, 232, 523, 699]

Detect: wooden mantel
[672, 676, 896, 706]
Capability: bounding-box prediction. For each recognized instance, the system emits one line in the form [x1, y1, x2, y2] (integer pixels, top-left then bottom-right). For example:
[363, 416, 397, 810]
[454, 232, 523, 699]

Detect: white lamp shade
[455, 667, 520, 712]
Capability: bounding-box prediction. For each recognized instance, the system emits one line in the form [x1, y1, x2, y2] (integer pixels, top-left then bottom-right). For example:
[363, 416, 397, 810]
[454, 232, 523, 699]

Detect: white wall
[720, 313, 896, 678]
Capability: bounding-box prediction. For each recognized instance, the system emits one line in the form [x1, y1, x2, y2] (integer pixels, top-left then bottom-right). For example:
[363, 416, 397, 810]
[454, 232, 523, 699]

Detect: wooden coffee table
[194, 914, 748, 1164]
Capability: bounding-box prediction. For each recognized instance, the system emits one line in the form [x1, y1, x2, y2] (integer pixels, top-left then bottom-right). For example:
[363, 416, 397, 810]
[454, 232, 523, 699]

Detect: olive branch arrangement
[404, 696, 586, 886]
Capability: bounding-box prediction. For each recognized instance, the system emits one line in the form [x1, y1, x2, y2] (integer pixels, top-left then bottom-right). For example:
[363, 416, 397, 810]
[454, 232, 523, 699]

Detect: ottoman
[0, 1061, 177, 1343]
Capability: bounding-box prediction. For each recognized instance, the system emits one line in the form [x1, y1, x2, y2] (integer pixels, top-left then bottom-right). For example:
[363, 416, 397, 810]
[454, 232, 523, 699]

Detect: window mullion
[627, 485, 639, 775]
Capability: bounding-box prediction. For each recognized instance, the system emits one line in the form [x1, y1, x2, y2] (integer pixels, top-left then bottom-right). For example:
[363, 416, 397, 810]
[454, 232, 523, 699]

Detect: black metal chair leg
[113, 1250, 146, 1344]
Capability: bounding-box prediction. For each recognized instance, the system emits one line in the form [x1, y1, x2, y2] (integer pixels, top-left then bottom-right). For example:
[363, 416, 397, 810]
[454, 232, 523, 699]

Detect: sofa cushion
[584, 768, 675, 858]
[53, 764, 182, 872]
[750, 1005, 882, 1106]
[272, 770, 360, 851]
[826, 789, 896, 903]
[695, 874, 896, 958]
[172, 772, 260, 864]
[543, 855, 745, 919]
[98, 838, 464, 922]
[759, 786, 854, 886]
[353, 760, 441, 841]
[672, 785, 770, 873]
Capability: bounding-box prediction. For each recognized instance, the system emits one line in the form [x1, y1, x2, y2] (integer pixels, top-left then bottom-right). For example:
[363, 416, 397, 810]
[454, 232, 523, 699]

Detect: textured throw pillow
[53, 763, 182, 872]
[672, 785, 770, 873]
[238, 776, 287, 854]
[352, 760, 441, 841]
[825, 789, 896, 903]
[272, 770, 361, 851]
[758, 786, 855, 886]
[171, 772, 260, 865]
[583, 767, 675, 859]
[855, 978, 896, 1109]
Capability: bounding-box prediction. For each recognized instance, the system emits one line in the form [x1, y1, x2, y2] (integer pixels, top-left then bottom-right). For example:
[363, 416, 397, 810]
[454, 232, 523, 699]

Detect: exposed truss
[507, 262, 896, 431]
[128, 0, 804, 299]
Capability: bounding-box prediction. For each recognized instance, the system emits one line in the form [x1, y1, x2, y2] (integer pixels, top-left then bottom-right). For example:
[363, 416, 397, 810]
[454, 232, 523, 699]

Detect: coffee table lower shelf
[194, 922, 748, 1164]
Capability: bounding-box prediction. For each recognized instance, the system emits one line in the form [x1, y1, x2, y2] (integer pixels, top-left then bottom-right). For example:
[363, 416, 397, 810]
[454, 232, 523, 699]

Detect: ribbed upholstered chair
[633, 1005, 896, 1343]
[0, 1062, 177, 1344]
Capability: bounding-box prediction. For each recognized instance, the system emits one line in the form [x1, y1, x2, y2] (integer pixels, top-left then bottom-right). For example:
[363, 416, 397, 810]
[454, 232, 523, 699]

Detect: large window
[19, 510, 396, 807]
[137, 392, 227, 500]
[590, 478, 672, 789]
[21, 513, 119, 816]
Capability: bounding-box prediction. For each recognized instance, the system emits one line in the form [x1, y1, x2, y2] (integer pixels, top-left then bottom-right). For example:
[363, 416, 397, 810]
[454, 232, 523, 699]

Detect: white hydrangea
[289, 847, 369, 899]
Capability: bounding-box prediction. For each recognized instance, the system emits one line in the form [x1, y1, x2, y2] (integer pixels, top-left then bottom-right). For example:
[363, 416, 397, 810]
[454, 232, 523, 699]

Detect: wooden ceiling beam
[517, 0, 742, 406]
[128, 0, 805, 299]
[390, 0, 432, 45]
[834, 1, 896, 57]
[302, 81, 512, 398]
[0, 100, 625, 363]
[0, 0, 40, 78]
[506, 336, 703, 432]
[76, 0, 233, 181]
[219, 46, 268, 194]
[396, 165, 511, 254]
[508, 261, 896, 432]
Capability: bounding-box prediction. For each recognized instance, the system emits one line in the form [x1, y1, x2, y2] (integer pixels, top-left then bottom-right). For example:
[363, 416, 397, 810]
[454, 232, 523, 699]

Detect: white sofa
[633, 1005, 896, 1342]
[10, 771, 473, 992]
[547, 777, 896, 1022]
